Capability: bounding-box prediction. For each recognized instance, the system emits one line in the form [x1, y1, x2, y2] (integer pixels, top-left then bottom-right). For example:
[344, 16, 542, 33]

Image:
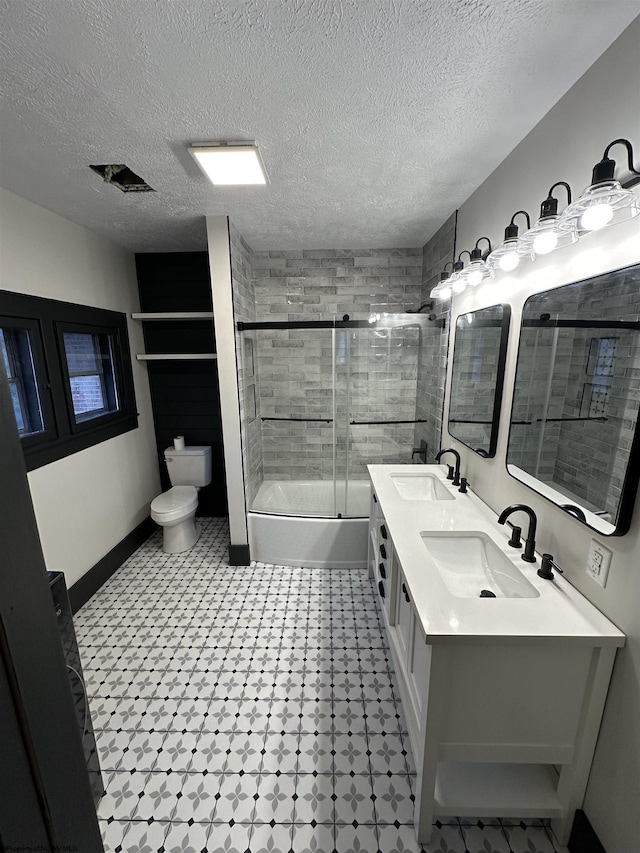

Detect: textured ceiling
[0, 1, 638, 252]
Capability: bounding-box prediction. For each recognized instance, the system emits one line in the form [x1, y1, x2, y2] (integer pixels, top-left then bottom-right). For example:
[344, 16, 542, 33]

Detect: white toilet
[150, 445, 212, 553]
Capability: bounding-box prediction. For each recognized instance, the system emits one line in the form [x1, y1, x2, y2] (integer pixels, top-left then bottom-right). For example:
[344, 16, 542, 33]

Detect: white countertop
[368, 464, 625, 647]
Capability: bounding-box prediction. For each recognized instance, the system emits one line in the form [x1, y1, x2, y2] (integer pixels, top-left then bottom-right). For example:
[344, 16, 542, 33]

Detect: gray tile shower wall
[229, 223, 263, 508]
[252, 248, 423, 322]
[415, 215, 455, 462]
[251, 249, 426, 483]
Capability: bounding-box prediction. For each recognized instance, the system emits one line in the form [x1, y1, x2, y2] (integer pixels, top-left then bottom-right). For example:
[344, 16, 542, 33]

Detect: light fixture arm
[503, 210, 530, 240]
[593, 138, 640, 188]
[472, 237, 492, 261]
[540, 181, 572, 218]
[457, 250, 472, 265]
[439, 260, 455, 281]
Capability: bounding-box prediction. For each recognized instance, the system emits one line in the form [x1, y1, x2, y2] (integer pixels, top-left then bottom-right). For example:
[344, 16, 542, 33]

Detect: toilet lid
[151, 486, 198, 515]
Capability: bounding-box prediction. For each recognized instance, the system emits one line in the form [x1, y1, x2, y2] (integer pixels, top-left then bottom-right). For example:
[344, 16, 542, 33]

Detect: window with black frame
[58, 325, 122, 429]
[1, 324, 45, 437]
[0, 291, 138, 470]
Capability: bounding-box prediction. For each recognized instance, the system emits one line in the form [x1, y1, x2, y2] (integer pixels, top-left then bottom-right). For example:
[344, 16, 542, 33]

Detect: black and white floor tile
[76, 518, 568, 853]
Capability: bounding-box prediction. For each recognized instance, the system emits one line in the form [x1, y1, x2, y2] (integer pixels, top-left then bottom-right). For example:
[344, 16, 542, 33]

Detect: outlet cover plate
[586, 539, 612, 587]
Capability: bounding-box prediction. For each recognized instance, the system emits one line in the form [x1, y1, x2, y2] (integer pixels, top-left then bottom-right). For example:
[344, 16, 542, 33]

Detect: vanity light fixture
[487, 211, 532, 272]
[430, 262, 455, 300]
[189, 142, 268, 185]
[559, 138, 640, 233]
[462, 238, 493, 286]
[518, 182, 578, 256]
[450, 257, 468, 294]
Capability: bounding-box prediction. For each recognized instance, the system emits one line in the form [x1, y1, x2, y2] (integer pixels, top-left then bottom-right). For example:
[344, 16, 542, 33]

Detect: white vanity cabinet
[367, 465, 625, 847]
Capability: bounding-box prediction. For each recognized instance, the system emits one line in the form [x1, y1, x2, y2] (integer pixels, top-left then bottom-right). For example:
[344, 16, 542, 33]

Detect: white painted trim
[206, 215, 248, 548]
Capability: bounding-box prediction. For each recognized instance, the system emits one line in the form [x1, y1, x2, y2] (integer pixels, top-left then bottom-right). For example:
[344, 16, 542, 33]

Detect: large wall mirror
[507, 263, 640, 535]
[449, 304, 510, 457]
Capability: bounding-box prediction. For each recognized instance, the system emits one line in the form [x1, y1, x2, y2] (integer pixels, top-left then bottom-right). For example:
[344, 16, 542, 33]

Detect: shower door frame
[238, 317, 428, 519]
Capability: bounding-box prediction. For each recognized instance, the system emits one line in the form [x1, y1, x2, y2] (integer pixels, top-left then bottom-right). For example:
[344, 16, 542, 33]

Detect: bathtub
[248, 479, 370, 569]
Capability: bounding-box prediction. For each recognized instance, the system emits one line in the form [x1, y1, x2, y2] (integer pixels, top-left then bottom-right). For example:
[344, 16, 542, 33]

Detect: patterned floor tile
[133, 770, 184, 821]
[162, 820, 211, 853]
[294, 773, 335, 823]
[249, 822, 294, 853]
[171, 771, 222, 823]
[97, 770, 149, 820]
[334, 773, 376, 824]
[253, 772, 297, 823]
[214, 772, 260, 822]
[334, 823, 378, 853]
[79, 519, 576, 853]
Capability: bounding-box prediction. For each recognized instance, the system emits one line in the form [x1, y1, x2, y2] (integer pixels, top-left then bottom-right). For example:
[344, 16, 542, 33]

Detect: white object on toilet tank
[173, 435, 185, 450]
[164, 445, 212, 487]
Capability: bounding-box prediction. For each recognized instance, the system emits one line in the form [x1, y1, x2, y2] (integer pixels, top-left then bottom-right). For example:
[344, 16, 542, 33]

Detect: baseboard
[568, 810, 606, 853]
[228, 543, 250, 566]
[68, 517, 156, 613]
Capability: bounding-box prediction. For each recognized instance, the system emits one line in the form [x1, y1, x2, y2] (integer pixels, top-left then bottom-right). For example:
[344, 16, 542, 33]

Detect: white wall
[0, 187, 161, 588]
[444, 19, 640, 852]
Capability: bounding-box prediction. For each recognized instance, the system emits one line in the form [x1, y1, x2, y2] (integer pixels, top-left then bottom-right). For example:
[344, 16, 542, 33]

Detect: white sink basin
[390, 473, 455, 501]
[420, 531, 540, 599]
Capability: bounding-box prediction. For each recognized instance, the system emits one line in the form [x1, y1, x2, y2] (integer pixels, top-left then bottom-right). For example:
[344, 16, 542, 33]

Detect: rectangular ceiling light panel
[189, 144, 268, 185]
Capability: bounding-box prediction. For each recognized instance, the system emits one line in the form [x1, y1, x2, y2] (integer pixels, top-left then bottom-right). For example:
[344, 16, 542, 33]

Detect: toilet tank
[164, 446, 212, 487]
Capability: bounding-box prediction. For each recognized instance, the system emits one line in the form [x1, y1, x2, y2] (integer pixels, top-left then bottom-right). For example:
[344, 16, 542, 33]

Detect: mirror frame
[448, 303, 511, 459]
[506, 264, 640, 536]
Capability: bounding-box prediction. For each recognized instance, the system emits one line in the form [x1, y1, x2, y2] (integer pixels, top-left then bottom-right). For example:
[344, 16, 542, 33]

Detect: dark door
[0, 360, 103, 850]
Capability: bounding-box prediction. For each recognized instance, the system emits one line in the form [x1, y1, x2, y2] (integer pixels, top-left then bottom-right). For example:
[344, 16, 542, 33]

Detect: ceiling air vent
[89, 164, 155, 193]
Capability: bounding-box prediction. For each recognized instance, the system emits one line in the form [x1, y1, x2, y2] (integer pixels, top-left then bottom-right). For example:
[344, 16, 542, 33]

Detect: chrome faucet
[435, 448, 461, 486]
[498, 504, 537, 563]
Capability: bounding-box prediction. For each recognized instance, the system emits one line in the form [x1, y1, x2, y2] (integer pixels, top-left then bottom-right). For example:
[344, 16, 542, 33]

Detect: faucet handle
[458, 477, 468, 493]
[538, 553, 564, 580]
[508, 525, 522, 548]
[446, 464, 454, 481]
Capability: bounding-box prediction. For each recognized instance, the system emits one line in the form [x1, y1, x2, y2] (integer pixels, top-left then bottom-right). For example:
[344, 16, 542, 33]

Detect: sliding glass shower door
[240, 316, 427, 518]
[336, 319, 424, 517]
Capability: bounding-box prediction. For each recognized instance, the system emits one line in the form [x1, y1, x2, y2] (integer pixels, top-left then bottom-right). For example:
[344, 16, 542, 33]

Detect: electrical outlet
[586, 539, 612, 587]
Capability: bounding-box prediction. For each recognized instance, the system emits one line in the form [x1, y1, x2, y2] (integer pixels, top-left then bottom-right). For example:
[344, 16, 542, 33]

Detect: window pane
[62, 329, 120, 424]
[9, 382, 26, 431]
[70, 375, 106, 416]
[63, 332, 100, 374]
[0, 327, 45, 436]
[0, 329, 14, 378]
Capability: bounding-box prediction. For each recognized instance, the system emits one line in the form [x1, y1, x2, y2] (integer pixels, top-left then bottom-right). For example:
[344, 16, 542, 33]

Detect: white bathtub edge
[248, 512, 368, 570]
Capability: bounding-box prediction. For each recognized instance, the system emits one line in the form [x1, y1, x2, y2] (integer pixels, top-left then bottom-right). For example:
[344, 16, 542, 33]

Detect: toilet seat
[151, 486, 198, 523]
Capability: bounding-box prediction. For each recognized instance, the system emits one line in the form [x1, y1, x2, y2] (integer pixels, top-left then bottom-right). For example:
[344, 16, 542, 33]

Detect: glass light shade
[558, 181, 640, 233]
[487, 238, 521, 272]
[518, 215, 578, 256]
[451, 278, 467, 294]
[430, 281, 451, 300]
[462, 261, 493, 287]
